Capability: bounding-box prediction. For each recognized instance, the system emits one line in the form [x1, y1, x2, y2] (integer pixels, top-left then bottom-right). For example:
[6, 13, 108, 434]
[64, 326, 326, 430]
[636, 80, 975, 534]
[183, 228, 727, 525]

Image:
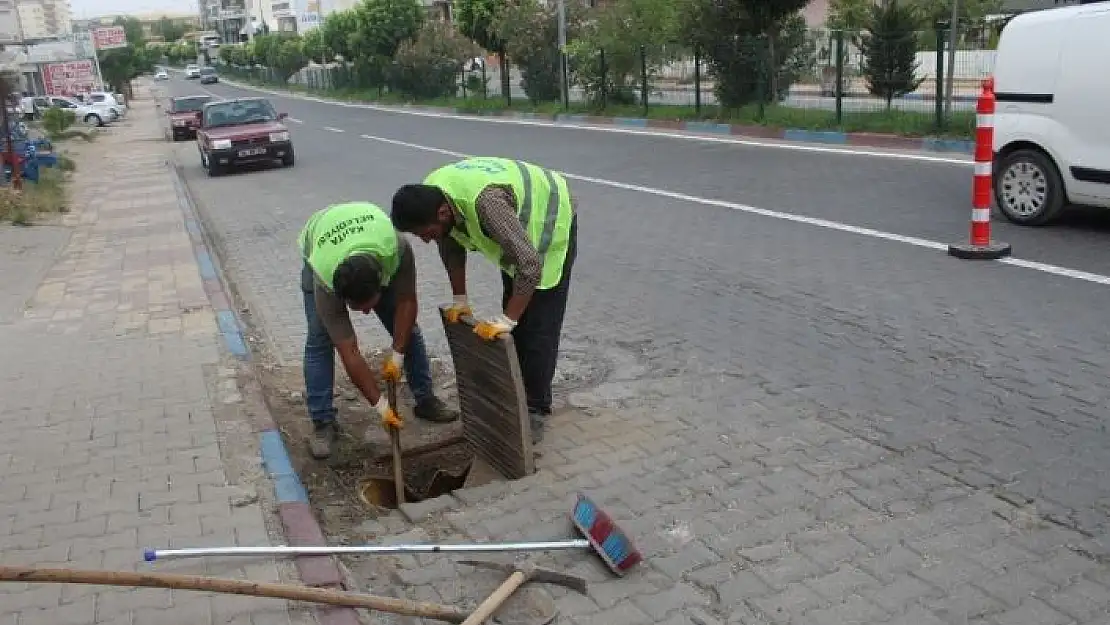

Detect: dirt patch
[254, 355, 472, 538]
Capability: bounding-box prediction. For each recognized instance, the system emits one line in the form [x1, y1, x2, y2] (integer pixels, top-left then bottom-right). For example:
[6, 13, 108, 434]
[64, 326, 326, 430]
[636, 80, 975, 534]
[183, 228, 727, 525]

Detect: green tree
[683, 0, 815, 108]
[321, 9, 359, 60]
[860, 0, 923, 108]
[389, 21, 479, 98]
[351, 0, 424, 59]
[157, 17, 186, 42]
[569, 0, 681, 106]
[454, 0, 507, 52]
[98, 46, 147, 92]
[301, 28, 326, 63]
[493, 0, 581, 103]
[113, 16, 145, 46]
[454, 0, 510, 96]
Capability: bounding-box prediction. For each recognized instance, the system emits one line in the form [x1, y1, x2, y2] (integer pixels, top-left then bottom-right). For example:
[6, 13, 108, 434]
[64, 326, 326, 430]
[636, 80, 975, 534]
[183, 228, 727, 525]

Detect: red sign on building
[92, 26, 128, 50]
[42, 60, 98, 96]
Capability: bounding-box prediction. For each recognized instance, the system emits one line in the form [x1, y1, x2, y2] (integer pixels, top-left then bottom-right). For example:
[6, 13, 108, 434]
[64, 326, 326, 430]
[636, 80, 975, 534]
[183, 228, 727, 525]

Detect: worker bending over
[391, 157, 578, 444]
[299, 202, 457, 459]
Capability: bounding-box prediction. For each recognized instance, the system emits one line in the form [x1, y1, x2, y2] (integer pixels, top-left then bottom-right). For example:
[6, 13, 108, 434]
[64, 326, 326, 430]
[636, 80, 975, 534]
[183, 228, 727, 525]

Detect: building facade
[0, 0, 20, 43]
[17, 1, 48, 39]
[41, 0, 70, 37]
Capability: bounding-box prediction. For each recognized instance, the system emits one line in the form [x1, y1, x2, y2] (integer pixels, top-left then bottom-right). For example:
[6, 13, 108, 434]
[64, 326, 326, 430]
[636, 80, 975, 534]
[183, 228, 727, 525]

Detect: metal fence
[221, 25, 993, 135]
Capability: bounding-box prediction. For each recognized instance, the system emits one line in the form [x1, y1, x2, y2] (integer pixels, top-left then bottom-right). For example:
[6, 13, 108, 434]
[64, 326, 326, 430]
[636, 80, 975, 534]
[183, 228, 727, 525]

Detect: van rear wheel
[994, 148, 1067, 226]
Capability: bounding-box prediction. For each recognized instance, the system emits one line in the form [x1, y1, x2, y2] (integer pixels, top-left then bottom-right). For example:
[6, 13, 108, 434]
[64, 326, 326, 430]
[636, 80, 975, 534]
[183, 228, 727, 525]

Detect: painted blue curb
[260, 429, 310, 504]
[921, 137, 975, 154]
[559, 114, 589, 122]
[684, 121, 732, 134]
[784, 129, 848, 144]
[614, 117, 648, 127]
[196, 249, 218, 281]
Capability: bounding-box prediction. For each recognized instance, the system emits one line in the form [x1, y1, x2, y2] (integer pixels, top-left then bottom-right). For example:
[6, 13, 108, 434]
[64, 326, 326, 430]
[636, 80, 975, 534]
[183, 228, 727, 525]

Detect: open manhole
[358, 440, 474, 509]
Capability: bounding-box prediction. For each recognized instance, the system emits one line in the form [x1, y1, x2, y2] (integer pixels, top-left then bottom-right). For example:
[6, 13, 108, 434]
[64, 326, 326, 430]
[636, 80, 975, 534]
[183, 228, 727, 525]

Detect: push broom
[146, 493, 643, 576]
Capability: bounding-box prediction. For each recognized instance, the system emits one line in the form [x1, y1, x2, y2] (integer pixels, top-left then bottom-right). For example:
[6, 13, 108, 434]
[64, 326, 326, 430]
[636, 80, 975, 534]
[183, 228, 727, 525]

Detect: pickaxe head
[458, 560, 589, 595]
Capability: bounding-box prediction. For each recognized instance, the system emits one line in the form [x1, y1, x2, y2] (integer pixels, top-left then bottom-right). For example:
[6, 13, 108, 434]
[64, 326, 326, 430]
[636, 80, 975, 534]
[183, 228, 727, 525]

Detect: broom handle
[145, 539, 592, 561]
[0, 566, 469, 623]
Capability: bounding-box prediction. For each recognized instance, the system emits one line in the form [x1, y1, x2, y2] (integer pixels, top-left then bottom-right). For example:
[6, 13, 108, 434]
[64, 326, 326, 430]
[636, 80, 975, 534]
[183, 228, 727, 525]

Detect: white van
[991, 3, 1110, 225]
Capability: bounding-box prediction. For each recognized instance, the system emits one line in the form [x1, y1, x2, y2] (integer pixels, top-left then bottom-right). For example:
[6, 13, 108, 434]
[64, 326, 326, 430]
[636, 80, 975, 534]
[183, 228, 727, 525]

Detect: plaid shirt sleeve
[474, 185, 542, 298]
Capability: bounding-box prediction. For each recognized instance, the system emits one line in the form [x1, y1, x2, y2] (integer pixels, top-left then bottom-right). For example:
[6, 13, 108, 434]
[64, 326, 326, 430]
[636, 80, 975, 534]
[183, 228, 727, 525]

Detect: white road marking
[223, 80, 972, 166]
[357, 132, 1110, 288]
[324, 126, 344, 133]
[285, 117, 303, 124]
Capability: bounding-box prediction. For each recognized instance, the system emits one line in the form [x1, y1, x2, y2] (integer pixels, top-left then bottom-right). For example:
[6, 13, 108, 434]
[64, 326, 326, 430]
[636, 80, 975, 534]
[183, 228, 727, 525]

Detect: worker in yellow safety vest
[391, 157, 578, 445]
[299, 202, 458, 460]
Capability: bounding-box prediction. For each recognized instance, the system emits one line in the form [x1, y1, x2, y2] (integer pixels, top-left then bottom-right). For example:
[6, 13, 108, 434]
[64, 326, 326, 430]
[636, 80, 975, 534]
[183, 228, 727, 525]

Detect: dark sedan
[199, 67, 219, 84]
[196, 97, 294, 176]
[167, 95, 214, 141]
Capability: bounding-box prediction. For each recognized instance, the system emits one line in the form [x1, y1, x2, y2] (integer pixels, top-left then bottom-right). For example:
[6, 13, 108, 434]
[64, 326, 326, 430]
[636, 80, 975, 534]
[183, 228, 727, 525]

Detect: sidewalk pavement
[0, 88, 320, 624]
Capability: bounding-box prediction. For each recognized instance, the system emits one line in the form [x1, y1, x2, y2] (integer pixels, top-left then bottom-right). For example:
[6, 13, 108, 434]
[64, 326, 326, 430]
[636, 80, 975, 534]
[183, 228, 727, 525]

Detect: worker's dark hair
[332, 254, 383, 305]
[391, 184, 446, 232]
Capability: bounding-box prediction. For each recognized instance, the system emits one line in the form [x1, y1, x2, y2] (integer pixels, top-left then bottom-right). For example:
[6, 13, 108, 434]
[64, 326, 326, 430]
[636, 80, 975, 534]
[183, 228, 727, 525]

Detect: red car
[196, 97, 294, 176]
[167, 95, 213, 141]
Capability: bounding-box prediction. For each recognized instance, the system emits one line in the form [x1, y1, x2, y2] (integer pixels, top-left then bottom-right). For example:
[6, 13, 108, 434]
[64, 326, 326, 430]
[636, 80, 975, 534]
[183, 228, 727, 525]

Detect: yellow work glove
[381, 349, 403, 383]
[474, 313, 517, 341]
[444, 294, 472, 323]
[375, 396, 402, 430]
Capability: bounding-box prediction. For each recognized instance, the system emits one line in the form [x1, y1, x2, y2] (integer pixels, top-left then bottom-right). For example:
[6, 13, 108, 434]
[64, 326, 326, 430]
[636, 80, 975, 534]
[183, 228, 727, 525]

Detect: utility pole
[556, 0, 569, 109]
[944, 0, 959, 118]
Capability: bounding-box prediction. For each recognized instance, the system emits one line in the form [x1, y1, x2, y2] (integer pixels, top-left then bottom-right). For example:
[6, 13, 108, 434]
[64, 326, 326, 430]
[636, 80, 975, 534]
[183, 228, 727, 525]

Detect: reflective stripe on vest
[297, 202, 400, 291]
[426, 157, 573, 290]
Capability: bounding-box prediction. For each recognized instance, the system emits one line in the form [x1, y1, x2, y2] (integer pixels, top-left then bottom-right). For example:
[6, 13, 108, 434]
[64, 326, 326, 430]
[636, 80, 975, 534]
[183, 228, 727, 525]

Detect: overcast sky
[71, 0, 196, 19]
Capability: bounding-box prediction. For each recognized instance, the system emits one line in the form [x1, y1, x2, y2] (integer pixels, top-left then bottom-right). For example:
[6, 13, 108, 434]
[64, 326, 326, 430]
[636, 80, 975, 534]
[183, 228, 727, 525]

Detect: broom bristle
[571, 493, 643, 575]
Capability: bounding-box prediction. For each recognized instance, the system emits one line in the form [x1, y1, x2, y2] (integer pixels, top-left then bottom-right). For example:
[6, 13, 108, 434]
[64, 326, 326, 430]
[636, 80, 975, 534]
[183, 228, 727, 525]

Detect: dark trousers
[500, 217, 578, 416]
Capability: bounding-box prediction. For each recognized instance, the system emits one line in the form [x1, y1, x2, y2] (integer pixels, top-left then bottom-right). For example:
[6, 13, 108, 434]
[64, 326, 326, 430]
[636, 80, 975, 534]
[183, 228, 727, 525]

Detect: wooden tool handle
[460, 571, 527, 625]
[387, 379, 405, 505]
[0, 566, 468, 623]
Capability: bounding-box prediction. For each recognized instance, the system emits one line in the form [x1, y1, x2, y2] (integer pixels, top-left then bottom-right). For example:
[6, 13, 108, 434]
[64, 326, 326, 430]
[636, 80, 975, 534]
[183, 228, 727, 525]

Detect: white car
[185, 64, 201, 79]
[155, 69, 169, 80]
[43, 96, 117, 126]
[88, 91, 126, 118]
[991, 4, 1110, 225]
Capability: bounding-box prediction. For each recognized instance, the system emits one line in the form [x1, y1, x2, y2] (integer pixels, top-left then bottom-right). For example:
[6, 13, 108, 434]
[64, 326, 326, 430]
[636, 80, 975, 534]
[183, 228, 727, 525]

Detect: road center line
[285, 117, 303, 124]
[223, 80, 970, 166]
[357, 131, 1110, 288]
[323, 126, 344, 133]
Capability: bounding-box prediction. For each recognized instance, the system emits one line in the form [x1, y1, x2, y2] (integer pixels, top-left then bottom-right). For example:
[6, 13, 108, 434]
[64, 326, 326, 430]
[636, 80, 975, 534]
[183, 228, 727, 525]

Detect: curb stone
[169, 161, 361, 625]
[217, 76, 976, 156]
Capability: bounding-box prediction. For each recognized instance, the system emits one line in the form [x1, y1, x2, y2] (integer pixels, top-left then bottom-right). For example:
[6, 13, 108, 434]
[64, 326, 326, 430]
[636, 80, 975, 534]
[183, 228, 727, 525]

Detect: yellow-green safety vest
[298, 202, 400, 291]
[424, 157, 574, 290]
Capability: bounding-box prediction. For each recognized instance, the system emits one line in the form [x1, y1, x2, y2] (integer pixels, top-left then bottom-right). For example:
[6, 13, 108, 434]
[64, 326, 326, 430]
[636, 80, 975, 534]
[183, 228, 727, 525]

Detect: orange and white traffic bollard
[948, 77, 1012, 260]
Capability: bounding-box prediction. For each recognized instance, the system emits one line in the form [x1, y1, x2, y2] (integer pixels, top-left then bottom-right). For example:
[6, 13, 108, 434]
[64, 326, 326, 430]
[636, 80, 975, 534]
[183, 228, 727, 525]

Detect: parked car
[199, 67, 218, 85]
[196, 97, 293, 176]
[87, 91, 126, 119]
[40, 96, 117, 126]
[991, 3, 1110, 225]
[185, 64, 201, 79]
[167, 95, 214, 141]
[155, 68, 169, 80]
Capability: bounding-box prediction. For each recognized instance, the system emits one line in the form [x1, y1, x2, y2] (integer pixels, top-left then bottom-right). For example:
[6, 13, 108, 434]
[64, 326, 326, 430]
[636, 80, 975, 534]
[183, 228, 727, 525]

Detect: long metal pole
[944, 0, 959, 118]
[145, 539, 593, 562]
[557, 0, 568, 109]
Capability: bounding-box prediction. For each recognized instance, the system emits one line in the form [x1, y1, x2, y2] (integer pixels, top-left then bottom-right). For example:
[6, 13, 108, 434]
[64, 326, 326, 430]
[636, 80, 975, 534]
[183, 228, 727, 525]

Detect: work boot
[309, 420, 339, 459]
[413, 396, 459, 423]
[529, 410, 545, 446]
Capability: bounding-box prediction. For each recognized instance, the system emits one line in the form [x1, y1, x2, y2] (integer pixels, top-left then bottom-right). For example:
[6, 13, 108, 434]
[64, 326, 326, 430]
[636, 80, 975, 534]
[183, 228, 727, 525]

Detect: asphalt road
[163, 76, 1110, 623]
